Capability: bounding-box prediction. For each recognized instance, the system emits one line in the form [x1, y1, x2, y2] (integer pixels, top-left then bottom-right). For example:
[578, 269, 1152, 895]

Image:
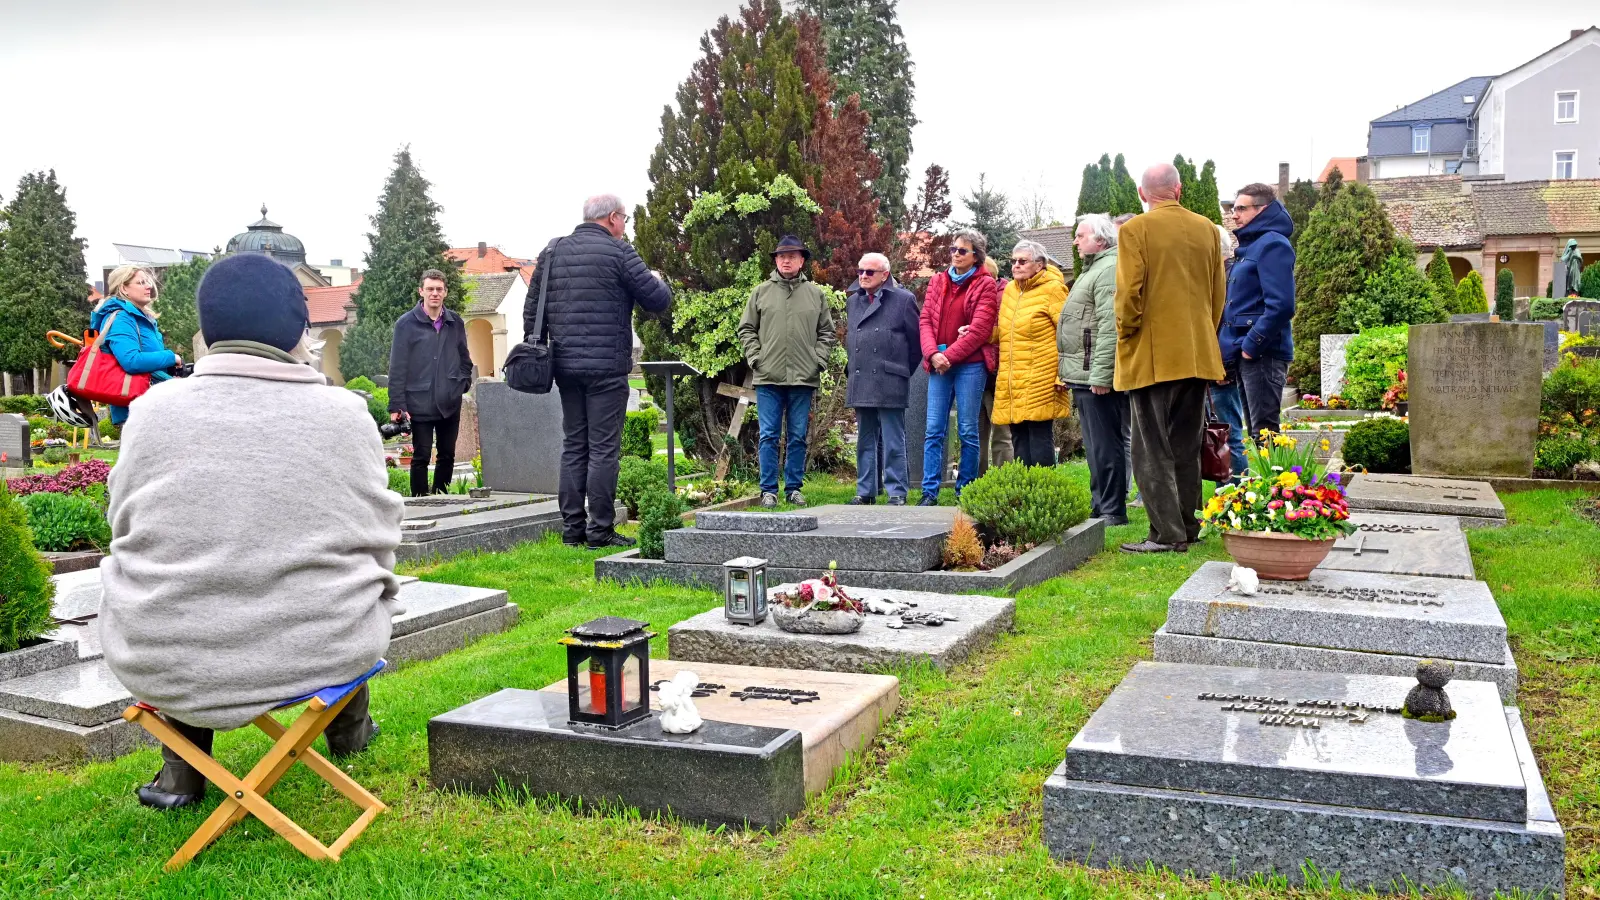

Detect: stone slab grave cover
[670, 586, 1014, 674]
[429, 689, 804, 830]
[476, 379, 562, 494]
[1407, 322, 1542, 478]
[1318, 512, 1474, 579]
[396, 492, 616, 563]
[1042, 662, 1563, 899]
[1153, 561, 1517, 701]
[664, 504, 954, 574]
[0, 413, 30, 467]
[1319, 333, 1353, 400]
[539, 659, 898, 797]
[1343, 473, 1505, 526]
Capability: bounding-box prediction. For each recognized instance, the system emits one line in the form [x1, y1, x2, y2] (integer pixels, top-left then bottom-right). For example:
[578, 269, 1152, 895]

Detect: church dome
[225, 204, 307, 264]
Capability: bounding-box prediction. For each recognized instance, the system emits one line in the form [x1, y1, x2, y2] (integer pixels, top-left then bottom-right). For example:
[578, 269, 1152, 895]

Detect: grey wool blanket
[100, 352, 403, 730]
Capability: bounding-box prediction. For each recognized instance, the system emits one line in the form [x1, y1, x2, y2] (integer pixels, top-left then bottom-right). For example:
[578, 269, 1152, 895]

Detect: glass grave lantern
[558, 616, 655, 729]
[722, 556, 769, 626]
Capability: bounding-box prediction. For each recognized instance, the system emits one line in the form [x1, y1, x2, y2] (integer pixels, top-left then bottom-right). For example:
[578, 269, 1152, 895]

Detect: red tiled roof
[304, 278, 360, 326]
[446, 245, 535, 276]
[1319, 157, 1360, 184]
[1471, 178, 1600, 236]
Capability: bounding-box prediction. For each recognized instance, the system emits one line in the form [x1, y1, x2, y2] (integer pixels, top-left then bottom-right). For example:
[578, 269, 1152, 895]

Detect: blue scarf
[947, 265, 977, 285]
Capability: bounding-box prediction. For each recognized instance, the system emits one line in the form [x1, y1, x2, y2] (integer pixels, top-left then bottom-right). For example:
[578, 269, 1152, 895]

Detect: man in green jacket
[1056, 213, 1128, 525]
[737, 235, 837, 507]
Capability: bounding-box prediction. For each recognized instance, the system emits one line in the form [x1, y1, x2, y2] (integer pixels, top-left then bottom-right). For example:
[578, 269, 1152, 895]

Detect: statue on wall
[1556, 239, 1584, 298]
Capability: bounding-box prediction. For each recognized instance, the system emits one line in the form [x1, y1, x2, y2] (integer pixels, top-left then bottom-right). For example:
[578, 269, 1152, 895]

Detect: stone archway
[467, 318, 496, 378]
[1447, 256, 1474, 282]
[318, 328, 345, 385]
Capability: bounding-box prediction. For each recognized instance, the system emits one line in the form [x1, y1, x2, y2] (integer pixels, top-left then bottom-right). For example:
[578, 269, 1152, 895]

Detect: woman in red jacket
[917, 230, 1000, 504]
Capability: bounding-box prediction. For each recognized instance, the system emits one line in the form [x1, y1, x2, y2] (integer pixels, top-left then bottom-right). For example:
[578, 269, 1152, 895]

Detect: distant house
[1015, 226, 1073, 269]
[459, 272, 528, 379]
[305, 281, 362, 385]
[102, 244, 212, 290]
[1367, 76, 1491, 179]
[447, 243, 537, 283]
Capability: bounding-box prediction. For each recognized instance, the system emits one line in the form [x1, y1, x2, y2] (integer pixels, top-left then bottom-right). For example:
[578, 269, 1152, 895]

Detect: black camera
[170, 362, 194, 378]
[379, 415, 412, 439]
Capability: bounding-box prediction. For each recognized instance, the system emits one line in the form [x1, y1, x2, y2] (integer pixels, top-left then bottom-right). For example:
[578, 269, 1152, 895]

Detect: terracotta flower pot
[1221, 531, 1337, 581]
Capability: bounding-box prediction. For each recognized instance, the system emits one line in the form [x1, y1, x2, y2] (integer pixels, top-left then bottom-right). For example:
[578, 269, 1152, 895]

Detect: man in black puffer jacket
[526, 194, 672, 548]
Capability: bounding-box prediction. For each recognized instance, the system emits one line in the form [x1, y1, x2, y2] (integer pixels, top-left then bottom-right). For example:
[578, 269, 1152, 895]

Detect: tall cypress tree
[1282, 178, 1320, 250]
[339, 148, 464, 382]
[1109, 154, 1141, 215]
[1290, 180, 1396, 392]
[0, 171, 89, 382]
[1191, 160, 1223, 224]
[1075, 158, 1110, 217]
[1424, 247, 1459, 314]
[795, 0, 917, 223]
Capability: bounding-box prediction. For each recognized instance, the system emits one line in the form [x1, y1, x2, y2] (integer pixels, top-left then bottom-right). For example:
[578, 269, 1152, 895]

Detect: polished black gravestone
[428, 689, 804, 830]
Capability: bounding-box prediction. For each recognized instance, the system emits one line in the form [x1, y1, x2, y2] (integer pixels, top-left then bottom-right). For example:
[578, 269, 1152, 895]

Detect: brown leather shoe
[1119, 540, 1187, 554]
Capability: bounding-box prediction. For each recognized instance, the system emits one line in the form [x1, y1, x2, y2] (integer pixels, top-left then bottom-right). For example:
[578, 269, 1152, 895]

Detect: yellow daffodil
[1276, 471, 1300, 488]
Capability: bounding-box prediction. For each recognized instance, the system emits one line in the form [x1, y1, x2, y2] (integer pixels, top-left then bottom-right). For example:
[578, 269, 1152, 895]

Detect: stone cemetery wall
[1319, 333, 1352, 399]
[477, 379, 561, 494]
[1407, 323, 1541, 478]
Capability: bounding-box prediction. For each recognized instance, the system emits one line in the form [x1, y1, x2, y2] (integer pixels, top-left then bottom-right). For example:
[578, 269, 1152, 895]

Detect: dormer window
[1412, 126, 1432, 154]
[1463, 95, 1475, 104]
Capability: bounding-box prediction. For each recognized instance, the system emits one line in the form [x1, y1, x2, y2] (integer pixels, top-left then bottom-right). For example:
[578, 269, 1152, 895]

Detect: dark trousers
[556, 373, 629, 541]
[409, 412, 461, 496]
[1073, 387, 1131, 521]
[1010, 419, 1056, 467]
[1239, 356, 1290, 436]
[1129, 378, 1207, 546]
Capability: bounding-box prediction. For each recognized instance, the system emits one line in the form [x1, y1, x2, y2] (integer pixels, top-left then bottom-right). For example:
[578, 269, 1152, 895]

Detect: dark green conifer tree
[956, 173, 1022, 277]
[151, 255, 211, 355]
[0, 171, 89, 383]
[1290, 180, 1396, 393]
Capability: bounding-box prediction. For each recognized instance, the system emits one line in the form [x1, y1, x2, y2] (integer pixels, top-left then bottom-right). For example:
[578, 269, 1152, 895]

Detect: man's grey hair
[1075, 214, 1117, 251]
[951, 229, 988, 265]
[1012, 239, 1050, 265]
[583, 194, 625, 221]
[858, 252, 891, 272]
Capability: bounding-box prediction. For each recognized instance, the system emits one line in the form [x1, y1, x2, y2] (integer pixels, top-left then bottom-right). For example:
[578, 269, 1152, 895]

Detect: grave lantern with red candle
[559, 616, 655, 729]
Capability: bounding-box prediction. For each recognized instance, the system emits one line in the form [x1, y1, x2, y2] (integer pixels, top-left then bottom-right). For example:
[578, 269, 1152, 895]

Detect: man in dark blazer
[389, 268, 473, 496]
[845, 253, 921, 505]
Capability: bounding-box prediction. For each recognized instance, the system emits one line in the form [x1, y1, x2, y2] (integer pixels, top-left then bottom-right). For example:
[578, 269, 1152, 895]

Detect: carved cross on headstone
[713, 372, 757, 481]
[1331, 533, 1390, 557]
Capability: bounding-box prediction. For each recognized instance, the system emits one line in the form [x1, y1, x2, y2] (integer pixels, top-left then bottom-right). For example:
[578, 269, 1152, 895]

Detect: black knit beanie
[197, 254, 309, 352]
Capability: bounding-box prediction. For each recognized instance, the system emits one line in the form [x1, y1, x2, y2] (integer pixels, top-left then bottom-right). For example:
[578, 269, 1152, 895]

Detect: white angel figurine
[657, 670, 704, 734]
[1227, 565, 1260, 596]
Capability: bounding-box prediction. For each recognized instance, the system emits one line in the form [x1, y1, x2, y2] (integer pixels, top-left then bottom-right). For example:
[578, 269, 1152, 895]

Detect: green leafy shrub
[1541, 354, 1600, 425]
[1530, 298, 1563, 320]
[617, 456, 668, 518]
[387, 468, 411, 496]
[637, 487, 686, 560]
[98, 419, 121, 441]
[1342, 418, 1411, 473]
[1455, 270, 1487, 314]
[42, 447, 68, 465]
[958, 462, 1089, 546]
[344, 377, 389, 426]
[0, 395, 46, 416]
[1582, 262, 1600, 300]
[622, 408, 660, 461]
[1341, 325, 1409, 409]
[0, 482, 56, 652]
[19, 491, 111, 552]
[1494, 269, 1515, 319]
[1535, 435, 1592, 476]
[1336, 242, 1442, 333]
[345, 376, 377, 393]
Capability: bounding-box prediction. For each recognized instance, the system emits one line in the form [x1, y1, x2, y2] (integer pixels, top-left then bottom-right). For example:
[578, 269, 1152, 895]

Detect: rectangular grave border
[595, 517, 1105, 595]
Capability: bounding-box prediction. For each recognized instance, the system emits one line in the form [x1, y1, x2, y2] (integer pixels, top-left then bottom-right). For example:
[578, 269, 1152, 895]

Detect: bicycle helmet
[46, 384, 94, 429]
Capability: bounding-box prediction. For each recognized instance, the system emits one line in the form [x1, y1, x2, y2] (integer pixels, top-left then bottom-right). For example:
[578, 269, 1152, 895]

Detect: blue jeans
[756, 384, 813, 495]
[1209, 379, 1248, 477]
[855, 407, 907, 500]
[922, 360, 986, 496]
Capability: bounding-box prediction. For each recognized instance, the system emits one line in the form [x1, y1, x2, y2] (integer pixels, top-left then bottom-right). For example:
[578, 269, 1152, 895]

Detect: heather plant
[4, 459, 111, 497]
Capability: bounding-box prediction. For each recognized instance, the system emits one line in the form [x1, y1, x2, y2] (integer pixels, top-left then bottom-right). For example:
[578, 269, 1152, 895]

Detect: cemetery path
[0, 470, 1596, 899]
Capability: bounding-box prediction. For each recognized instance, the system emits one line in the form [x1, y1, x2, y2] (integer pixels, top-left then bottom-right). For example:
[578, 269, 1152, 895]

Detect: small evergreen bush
[0, 395, 46, 415]
[387, 468, 412, 496]
[617, 456, 668, 518]
[1530, 298, 1563, 321]
[622, 408, 660, 461]
[0, 482, 57, 652]
[1455, 270, 1487, 314]
[1581, 262, 1600, 300]
[1535, 435, 1592, 476]
[958, 462, 1089, 546]
[1541, 354, 1600, 424]
[20, 491, 111, 552]
[1342, 418, 1411, 473]
[637, 487, 686, 560]
[98, 419, 121, 442]
[1494, 269, 1515, 319]
[345, 377, 390, 426]
[1342, 325, 1409, 409]
[41, 447, 68, 465]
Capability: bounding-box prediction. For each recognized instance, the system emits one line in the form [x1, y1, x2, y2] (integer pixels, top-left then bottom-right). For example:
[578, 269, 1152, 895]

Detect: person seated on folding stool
[99, 253, 404, 810]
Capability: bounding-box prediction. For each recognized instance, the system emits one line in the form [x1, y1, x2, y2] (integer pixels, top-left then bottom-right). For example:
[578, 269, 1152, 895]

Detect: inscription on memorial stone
[1197, 692, 1404, 729]
[1408, 323, 1541, 477]
[1258, 582, 1444, 607]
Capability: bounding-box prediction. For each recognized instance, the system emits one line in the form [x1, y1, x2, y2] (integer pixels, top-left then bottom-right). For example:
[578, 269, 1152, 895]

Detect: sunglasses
[857, 269, 885, 276]
[1010, 257, 1034, 265]
[950, 247, 973, 256]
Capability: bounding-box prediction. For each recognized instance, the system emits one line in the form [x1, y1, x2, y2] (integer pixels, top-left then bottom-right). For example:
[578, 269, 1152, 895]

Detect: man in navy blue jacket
[1221, 184, 1296, 436]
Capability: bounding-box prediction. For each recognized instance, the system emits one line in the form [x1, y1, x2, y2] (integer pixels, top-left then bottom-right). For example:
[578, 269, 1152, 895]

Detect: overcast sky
[0, 0, 1590, 279]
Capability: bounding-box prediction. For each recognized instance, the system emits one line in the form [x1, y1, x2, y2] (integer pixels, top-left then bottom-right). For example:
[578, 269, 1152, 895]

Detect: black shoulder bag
[504, 242, 558, 394]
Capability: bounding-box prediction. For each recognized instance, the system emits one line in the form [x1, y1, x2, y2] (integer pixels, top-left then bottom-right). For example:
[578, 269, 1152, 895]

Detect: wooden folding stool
[122, 659, 389, 871]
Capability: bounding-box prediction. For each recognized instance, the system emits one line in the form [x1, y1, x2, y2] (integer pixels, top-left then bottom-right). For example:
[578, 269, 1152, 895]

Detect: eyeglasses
[950, 247, 973, 256]
[612, 211, 630, 223]
[857, 269, 885, 277]
[1010, 257, 1034, 265]
[1232, 204, 1256, 213]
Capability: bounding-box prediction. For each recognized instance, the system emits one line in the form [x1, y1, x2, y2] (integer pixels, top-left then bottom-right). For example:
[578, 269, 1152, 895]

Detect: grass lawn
[2, 468, 1596, 898]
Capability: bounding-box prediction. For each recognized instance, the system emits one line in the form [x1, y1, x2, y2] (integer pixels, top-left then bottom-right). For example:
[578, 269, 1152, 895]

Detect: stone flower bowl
[772, 603, 864, 635]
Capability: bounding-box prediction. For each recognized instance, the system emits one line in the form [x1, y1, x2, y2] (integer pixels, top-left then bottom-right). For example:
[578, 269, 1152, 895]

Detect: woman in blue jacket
[92, 266, 180, 426]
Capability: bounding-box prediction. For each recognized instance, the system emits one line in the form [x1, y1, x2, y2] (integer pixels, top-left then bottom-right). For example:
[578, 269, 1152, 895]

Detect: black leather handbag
[504, 243, 557, 394]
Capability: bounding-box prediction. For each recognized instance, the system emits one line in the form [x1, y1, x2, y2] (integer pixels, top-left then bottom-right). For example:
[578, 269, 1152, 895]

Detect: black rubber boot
[136, 716, 213, 810]
[323, 685, 380, 758]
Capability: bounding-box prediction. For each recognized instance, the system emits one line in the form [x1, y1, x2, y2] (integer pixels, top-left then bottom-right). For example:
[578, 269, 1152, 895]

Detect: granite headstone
[1563, 298, 1600, 336]
[0, 413, 30, 468]
[1319, 333, 1353, 399]
[1407, 323, 1541, 477]
[476, 379, 562, 494]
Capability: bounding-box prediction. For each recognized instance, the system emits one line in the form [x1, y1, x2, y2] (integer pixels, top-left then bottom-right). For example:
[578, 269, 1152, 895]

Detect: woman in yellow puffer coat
[990, 240, 1072, 466]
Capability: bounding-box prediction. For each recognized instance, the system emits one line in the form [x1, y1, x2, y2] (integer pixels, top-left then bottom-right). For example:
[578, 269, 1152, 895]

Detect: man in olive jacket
[736, 235, 837, 507]
[1056, 214, 1128, 525]
[1114, 163, 1226, 553]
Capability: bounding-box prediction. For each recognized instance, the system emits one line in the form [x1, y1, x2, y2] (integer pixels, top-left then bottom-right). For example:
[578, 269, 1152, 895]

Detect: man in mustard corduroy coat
[1114, 163, 1226, 553]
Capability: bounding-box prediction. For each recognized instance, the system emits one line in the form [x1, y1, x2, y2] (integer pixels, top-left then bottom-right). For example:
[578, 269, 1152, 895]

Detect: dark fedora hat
[770, 234, 812, 261]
